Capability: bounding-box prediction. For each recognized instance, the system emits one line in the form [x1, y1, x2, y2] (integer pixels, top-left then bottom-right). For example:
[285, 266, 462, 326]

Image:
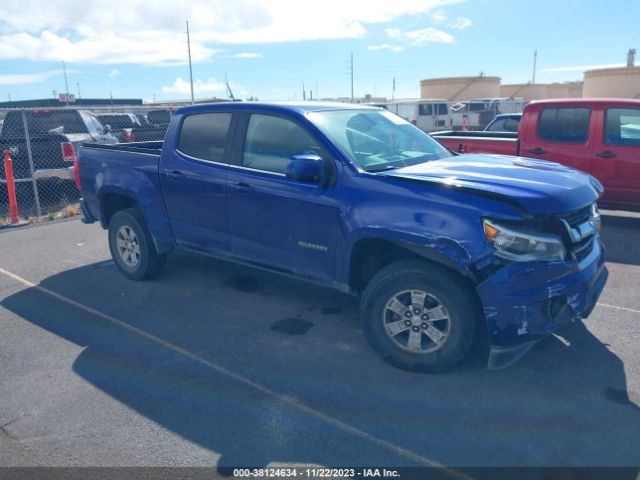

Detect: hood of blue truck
[380, 154, 602, 214]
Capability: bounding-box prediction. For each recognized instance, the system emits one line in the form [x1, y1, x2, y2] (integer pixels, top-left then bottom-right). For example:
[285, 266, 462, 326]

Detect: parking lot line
[597, 303, 640, 315]
[0, 265, 472, 479]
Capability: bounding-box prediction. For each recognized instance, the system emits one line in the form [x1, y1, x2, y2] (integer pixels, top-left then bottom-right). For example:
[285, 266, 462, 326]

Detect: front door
[227, 113, 339, 282]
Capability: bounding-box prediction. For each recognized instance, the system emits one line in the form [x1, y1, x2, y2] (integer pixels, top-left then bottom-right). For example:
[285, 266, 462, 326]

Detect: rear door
[160, 111, 234, 253]
[521, 105, 594, 172]
[595, 106, 640, 208]
[227, 112, 339, 282]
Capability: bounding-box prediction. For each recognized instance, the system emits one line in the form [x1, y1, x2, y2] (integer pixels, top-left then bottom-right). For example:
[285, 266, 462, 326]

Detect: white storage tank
[583, 66, 640, 98]
[420, 76, 500, 102]
[500, 83, 548, 102]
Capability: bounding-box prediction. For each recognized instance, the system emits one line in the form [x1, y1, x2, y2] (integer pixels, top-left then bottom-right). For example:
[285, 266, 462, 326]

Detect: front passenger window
[242, 114, 322, 174]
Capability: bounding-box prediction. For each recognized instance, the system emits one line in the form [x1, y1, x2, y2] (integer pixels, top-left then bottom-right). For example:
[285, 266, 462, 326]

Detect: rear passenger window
[537, 107, 590, 143]
[242, 114, 321, 174]
[178, 113, 231, 161]
[605, 108, 640, 146]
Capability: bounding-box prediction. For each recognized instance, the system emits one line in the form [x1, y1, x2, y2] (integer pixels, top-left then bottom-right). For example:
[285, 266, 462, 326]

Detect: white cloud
[162, 77, 226, 94]
[430, 9, 447, 22]
[368, 44, 404, 53]
[0, 0, 462, 64]
[449, 17, 472, 30]
[234, 53, 263, 58]
[109, 69, 120, 77]
[161, 77, 250, 99]
[404, 27, 454, 45]
[385, 26, 454, 46]
[385, 28, 403, 40]
[541, 63, 625, 73]
[0, 68, 79, 85]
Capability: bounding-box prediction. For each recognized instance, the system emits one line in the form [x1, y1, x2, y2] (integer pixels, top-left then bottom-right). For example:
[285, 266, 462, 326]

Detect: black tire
[360, 260, 478, 372]
[108, 208, 166, 281]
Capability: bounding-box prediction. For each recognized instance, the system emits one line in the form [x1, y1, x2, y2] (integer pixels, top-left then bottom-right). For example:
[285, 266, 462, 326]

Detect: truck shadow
[600, 212, 640, 266]
[2, 255, 639, 473]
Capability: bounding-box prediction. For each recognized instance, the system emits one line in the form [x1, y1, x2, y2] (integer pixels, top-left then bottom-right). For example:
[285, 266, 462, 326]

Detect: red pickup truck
[431, 99, 640, 211]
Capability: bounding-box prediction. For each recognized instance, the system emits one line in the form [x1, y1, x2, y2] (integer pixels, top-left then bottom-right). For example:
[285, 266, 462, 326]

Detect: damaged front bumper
[476, 238, 608, 369]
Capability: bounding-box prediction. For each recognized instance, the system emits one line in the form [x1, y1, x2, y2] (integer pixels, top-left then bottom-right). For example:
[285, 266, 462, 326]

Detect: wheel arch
[347, 236, 478, 295]
[99, 189, 175, 254]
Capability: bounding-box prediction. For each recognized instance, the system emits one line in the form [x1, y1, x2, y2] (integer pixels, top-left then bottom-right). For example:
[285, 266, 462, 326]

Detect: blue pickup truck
[78, 102, 608, 371]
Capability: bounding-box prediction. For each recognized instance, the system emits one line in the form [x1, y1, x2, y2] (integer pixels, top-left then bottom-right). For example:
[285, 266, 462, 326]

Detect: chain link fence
[0, 105, 174, 226]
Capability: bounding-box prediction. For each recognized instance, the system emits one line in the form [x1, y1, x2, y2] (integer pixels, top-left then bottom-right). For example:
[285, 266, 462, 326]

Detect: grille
[558, 204, 592, 229]
[557, 204, 596, 262]
[573, 236, 595, 262]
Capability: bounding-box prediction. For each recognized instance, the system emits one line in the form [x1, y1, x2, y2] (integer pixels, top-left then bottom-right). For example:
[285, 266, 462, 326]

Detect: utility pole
[392, 77, 396, 102]
[186, 20, 195, 104]
[315, 79, 319, 100]
[76, 82, 81, 100]
[303, 82, 306, 101]
[532, 50, 537, 84]
[350, 52, 354, 102]
[62, 61, 70, 105]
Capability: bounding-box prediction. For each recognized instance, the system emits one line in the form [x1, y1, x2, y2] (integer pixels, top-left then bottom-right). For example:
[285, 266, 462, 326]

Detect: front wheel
[108, 208, 166, 281]
[360, 261, 478, 372]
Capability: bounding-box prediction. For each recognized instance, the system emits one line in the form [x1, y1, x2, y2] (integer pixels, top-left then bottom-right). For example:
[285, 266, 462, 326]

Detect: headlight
[483, 219, 566, 262]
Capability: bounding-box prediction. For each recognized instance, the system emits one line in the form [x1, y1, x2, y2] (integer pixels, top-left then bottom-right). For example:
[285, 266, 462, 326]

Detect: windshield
[308, 109, 451, 172]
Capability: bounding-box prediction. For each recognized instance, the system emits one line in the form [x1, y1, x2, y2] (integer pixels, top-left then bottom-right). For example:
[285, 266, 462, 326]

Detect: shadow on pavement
[600, 212, 640, 266]
[2, 254, 639, 474]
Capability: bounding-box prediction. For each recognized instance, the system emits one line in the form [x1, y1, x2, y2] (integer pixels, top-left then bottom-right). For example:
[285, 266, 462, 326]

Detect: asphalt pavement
[0, 212, 639, 477]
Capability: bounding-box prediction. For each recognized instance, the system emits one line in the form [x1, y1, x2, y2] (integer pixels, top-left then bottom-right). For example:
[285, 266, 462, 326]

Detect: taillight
[61, 142, 81, 191]
[121, 128, 136, 143]
[61, 142, 76, 162]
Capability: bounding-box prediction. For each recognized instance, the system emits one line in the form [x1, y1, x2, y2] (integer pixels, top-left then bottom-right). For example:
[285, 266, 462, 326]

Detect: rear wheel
[360, 260, 477, 372]
[108, 208, 166, 280]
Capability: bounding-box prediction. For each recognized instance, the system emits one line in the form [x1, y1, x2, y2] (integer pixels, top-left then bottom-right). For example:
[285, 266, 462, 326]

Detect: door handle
[595, 151, 617, 159]
[526, 147, 546, 155]
[166, 170, 185, 180]
[233, 182, 254, 193]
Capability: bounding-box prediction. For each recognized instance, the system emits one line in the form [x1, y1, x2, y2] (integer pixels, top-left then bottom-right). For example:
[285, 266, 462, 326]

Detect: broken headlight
[483, 219, 566, 262]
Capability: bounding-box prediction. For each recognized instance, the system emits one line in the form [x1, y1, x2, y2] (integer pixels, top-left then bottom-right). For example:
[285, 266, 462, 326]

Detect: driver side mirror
[286, 155, 326, 185]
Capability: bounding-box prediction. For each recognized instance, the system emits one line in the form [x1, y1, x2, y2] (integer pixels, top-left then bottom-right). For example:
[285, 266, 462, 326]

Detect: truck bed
[82, 141, 164, 155]
[78, 140, 166, 227]
[430, 130, 519, 155]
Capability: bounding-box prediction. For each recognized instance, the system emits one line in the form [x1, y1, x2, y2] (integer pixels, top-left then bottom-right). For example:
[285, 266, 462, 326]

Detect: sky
[0, 0, 638, 103]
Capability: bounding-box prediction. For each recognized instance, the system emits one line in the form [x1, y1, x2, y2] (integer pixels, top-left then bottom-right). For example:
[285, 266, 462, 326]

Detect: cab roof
[175, 101, 382, 116]
[528, 98, 640, 107]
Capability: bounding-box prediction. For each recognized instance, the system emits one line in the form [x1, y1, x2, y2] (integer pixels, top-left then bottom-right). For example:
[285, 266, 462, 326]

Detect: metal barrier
[0, 105, 173, 225]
